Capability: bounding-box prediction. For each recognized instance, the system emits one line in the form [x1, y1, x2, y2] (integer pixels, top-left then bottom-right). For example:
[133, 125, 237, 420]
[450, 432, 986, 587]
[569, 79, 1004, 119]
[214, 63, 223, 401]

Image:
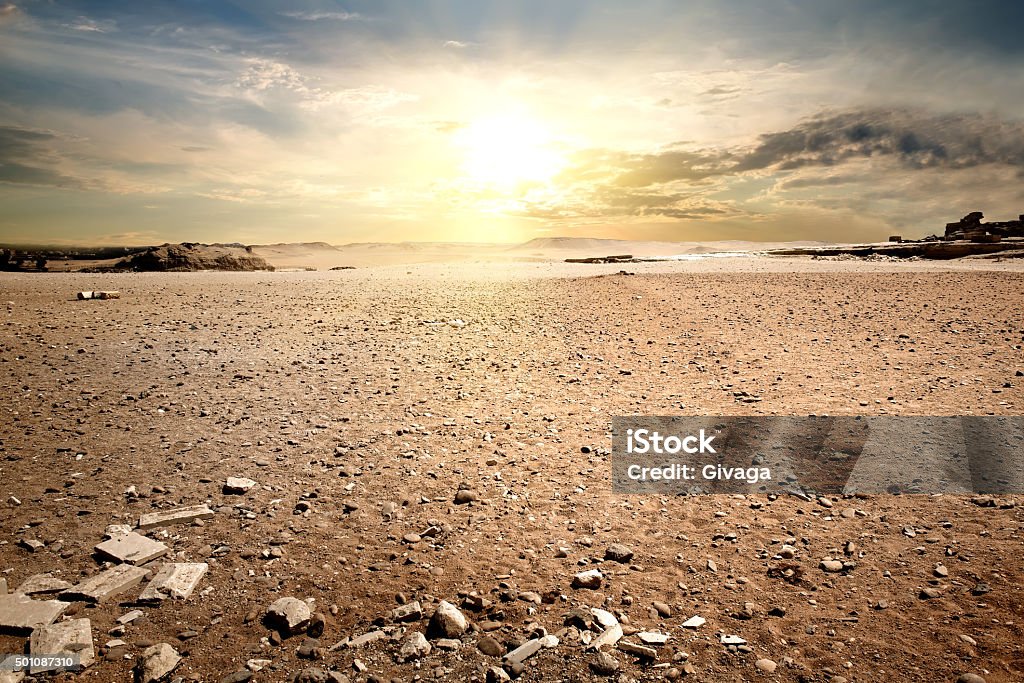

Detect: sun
[455, 115, 565, 189]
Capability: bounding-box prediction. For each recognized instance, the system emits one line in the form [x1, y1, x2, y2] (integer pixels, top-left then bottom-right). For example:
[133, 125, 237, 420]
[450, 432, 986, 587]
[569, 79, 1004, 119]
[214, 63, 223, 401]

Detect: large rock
[105, 243, 274, 273]
[29, 618, 95, 673]
[266, 597, 311, 635]
[0, 592, 68, 634]
[135, 643, 180, 683]
[428, 601, 467, 638]
[398, 631, 431, 661]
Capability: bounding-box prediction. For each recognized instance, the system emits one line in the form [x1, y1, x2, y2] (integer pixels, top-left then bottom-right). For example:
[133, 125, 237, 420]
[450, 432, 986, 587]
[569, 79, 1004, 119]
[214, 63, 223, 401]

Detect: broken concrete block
[0, 661, 25, 683]
[117, 610, 144, 625]
[503, 638, 544, 666]
[224, 477, 256, 494]
[60, 564, 150, 603]
[19, 539, 44, 553]
[94, 532, 167, 565]
[390, 601, 422, 623]
[135, 643, 180, 683]
[0, 592, 68, 634]
[16, 573, 73, 596]
[29, 618, 95, 673]
[265, 597, 311, 634]
[588, 624, 623, 651]
[138, 563, 208, 603]
[137, 504, 214, 530]
[104, 524, 133, 539]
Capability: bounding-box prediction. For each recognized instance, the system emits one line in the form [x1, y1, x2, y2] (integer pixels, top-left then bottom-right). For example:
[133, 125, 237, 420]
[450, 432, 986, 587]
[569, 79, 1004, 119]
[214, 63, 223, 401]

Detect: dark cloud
[0, 125, 84, 188]
[738, 109, 1024, 173]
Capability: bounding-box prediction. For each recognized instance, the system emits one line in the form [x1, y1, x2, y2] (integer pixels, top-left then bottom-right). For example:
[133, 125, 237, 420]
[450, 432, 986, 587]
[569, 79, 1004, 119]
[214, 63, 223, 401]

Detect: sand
[0, 256, 1021, 681]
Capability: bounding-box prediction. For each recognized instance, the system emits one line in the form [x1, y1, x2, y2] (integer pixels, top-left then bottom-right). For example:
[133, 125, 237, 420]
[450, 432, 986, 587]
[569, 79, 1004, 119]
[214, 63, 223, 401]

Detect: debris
[29, 618, 94, 673]
[588, 624, 623, 651]
[617, 641, 657, 659]
[637, 631, 670, 645]
[429, 600, 468, 638]
[721, 634, 747, 646]
[755, 658, 778, 673]
[681, 615, 706, 629]
[138, 563, 208, 603]
[118, 610, 145, 625]
[94, 532, 168, 565]
[266, 597, 312, 635]
[77, 291, 121, 300]
[398, 631, 432, 661]
[0, 592, 68, 634]
[15, 573, 73, 596]
[60, 564, 151, 603]
[454, 489, 477, 504]
[390, 600, 422, 623]
[590, 651, 619, 676]
[224, 477, 257, 494]
[135, 643, 180, 683]
[605, 544, 634, 563]
[137, 505, 214, 530]
[572, 569, 603, 589]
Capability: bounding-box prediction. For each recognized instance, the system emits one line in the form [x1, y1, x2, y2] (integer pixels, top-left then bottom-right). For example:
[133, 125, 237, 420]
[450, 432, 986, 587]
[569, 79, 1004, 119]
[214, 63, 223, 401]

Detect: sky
[1, 0, 1023, 246]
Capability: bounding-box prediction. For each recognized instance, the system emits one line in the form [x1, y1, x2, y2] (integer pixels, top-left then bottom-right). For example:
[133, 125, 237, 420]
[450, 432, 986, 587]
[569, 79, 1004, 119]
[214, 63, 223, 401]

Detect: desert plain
[1, 254, 1022, 683]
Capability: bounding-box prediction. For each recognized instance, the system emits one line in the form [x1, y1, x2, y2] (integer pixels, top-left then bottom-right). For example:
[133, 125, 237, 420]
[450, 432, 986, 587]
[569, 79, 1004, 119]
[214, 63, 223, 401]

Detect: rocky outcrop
[944, 211, 1024, 242]
[104, 243, 273, 272]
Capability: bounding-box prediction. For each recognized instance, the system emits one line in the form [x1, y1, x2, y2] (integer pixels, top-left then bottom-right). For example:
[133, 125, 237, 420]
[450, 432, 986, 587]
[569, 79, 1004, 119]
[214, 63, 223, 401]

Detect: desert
[1, 254, 1022, 682]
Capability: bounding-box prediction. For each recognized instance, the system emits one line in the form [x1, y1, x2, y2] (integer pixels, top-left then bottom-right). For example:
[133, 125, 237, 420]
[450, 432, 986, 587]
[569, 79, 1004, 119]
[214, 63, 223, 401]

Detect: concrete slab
[16, 573, 73, 596]
[94, 533, 168, 565]
[137, 505, 214, 530]
[138, 563, 208, 603]
[0, 592, 68, 634]
[29, 618, 94, 673]
[60, 564, 151, 603]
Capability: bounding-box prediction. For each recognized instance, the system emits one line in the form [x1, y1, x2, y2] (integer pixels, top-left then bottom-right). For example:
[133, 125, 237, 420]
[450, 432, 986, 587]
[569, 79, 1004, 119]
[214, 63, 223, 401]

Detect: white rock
[429, 600, 468, 638]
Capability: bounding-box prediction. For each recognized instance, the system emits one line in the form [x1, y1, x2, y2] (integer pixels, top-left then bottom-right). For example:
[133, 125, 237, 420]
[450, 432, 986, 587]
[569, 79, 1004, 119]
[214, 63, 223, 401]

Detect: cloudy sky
[2, 0, 1023, 245]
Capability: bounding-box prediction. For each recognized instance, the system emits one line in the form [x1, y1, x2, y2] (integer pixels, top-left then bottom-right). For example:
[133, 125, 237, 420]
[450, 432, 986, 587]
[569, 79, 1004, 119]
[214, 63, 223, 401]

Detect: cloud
[64, 16, 116, 33]
[443, 40, 472, 49]
[0, 2, 18, 22]
[280, 10, 362, 22]
[0, 125, 85, 189]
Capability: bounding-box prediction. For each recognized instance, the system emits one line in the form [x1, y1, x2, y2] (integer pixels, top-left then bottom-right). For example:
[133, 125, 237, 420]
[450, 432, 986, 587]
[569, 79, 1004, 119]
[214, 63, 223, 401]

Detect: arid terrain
[1, 257, 1022, 683]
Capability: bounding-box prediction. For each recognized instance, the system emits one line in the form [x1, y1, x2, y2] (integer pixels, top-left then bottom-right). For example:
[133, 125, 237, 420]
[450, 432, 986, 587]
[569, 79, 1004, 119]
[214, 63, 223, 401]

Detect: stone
[605, 544, 634, 563]
[347, 630, 385, 648]
[138, 505, 214, 530]
[755, 658, 777, 673]
[637, 631, 670, 645]
[60, 564, 151, 603]
[957, 675, 986, 683]
[486, 666, 511, 683]
[94, 532, 168, 565]
[435, 637, 462, 650]
[454, 489, 477, 504]
[429, 600, 467, 638]
[503, 638, 544, 665]
[220, 672, 253, 683]
[934, 564, 949, 578]
[267, 597, 312, 634]
[572, 569, 603, 589]
[224, 477, 257, 494]
[135, 643, 180, 683]
[0, 594, 67, 636]
[681, 615, 706, 629]
[590, 651, 619, 675]
[466, 630, 500, 655]
[820, 560, 844, 573]
[721, 634, 747, 645]
[296, 637, 322, 659]
[617, 641, 657, 659]
[390, 601, 422, 622]
[652, 601, 672, 617]
[591, 608, 618, 629]
[139, 563, 208, 603]
[919, 587, 942, 600]
[307, 613, 326, 638]
[19, 539, 44, 553]
[118, 610, 144, 625]
[398, 631, 431, 661]
[29, 618, 95, 673]
[588, 624, 623, 651]
[16, 573, 73, 595]
[0, 578, 6, 594]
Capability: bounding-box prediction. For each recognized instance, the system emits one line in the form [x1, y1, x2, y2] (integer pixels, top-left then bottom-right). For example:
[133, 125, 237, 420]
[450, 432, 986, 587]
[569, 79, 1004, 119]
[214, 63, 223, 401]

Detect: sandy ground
[1, 257, 1022, 683]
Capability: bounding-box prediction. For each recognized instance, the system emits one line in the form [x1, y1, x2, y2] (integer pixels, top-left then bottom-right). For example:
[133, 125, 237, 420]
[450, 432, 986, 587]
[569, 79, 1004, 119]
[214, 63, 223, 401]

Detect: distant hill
[92, 243, 273, 272]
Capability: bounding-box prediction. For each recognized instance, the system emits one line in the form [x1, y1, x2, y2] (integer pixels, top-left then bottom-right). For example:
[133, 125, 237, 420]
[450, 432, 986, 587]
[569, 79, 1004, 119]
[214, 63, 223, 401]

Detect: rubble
[572, 569, 603, 589]
[15, 573, 72, 595]
[60, 564, 151, 603]
[398, 631, 432, 661]
[135, 643, 181, 683]
[94, 532, 168, 565]
[138, 563, 208, 602]
[0, 592, 68, 634]
[266, 597, 312, 634]
[224, 477, 257, 494]
[137, 505, 214, 529]
[29, 618, 95, 673]
[428, 600, 468, 638]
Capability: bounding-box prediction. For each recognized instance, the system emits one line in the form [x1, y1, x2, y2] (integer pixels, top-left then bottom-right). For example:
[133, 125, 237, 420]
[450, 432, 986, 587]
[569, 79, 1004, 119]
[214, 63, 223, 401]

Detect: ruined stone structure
[944, 211, 1024, 242]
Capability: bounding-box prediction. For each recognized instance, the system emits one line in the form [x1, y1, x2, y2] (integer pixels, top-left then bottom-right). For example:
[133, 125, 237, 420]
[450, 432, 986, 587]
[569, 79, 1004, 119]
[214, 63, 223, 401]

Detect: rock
[478, 635, 505, 657]
[721, 634, 747, 646]
[29, 618, 95, 673]
[224, 477, 257, 494]
[605, 544, 634, 563]
[919, 587, 942, 600]
[572, 569, 603, 589]
[347, 631, 385, 647]
[934, 564, 949, 578]
[486, 666, 511, 683]
[398, 631, 431, 661]
[681, 615, 706, 629]
[19, 539, 44, 553]
[266, 597, 312, 635]
[820, 560, 844, 573]
[957, 675, 986, 683]
[637, 631, 670, 645]
[15, 573, 73, 595]
[60, 564, 151, 603]
[138, 505, 214, 530]
[296, 637, 322, 659]
[591, 608, 618, 629]
[588, 624, 623, 651]
[307, 613, 326, 639]
[755, 658, 777, 673]
[617, 641, 657, 659]
[454, 489, 477, 505]
[390, 601, 422, 623]
[291, 669, 331, 683]
[220, 672, 253, 683]
[652, 601, 672, 617]
[138, 563, 208, 603]
[590, 651, 619, 675]
[118, 610, 145, 625]
[94, 532, 168, 565]
[503, 638, 544, 666]
[429, 601, 468, 638]
[135, 643, 180, 683]
[110, 243, 273, 272]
